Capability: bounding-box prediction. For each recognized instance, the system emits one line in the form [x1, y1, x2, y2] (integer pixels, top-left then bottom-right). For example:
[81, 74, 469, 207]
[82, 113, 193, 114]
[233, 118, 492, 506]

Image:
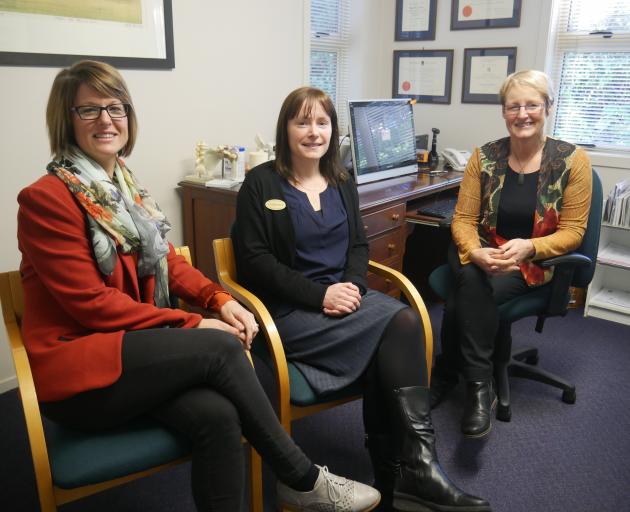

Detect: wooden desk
[179, 167, 462, 293]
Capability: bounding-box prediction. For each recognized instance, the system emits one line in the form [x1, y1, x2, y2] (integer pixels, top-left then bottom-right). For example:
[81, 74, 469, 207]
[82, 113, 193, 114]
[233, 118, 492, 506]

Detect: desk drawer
[362, 204, 405, 238]
[369, 230, 404, 262]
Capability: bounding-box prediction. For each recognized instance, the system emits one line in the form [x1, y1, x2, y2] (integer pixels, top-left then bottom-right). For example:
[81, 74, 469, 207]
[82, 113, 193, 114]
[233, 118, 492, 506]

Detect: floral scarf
[47, 147, 172, 307]
[477, 136, 577, 286]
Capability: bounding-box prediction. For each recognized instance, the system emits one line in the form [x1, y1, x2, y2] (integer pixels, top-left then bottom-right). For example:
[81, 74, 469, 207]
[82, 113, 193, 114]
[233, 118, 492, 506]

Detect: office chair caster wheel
[562, 388, 576, 404]
[524, 354, 539, 365]
[496, 404, 511, 422]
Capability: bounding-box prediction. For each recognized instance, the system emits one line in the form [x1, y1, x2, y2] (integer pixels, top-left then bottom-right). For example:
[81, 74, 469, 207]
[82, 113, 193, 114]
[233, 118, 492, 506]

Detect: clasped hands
[196, 300, 258, 350]
[323, 282, 361, 317]
[470, 238, 535, 275]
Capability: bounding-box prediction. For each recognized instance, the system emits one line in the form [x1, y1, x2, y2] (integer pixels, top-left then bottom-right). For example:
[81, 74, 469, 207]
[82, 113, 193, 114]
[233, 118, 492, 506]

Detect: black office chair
[429, 169, 602, 421]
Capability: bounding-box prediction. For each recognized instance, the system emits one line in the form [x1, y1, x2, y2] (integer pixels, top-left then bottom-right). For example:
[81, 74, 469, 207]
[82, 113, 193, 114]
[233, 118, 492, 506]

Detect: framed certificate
[0, 0, 174, 69]
[393, 49, 454, 104]
[451, 0, 521, 30]
[395, 0, 437, 41]
[462, 47, 517, 104]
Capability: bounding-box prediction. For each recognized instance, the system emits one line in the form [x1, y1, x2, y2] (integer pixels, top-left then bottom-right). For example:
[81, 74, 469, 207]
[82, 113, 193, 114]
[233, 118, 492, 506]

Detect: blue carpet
[1, 307, 629, 511]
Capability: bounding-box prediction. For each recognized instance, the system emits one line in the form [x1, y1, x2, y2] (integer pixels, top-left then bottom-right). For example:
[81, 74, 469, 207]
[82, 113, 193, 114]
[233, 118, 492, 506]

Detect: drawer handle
[364, 225, 369, 231]
[391, 213, 400, 221]
[388, 243, 396, 251]
[385, 279, 392, 285]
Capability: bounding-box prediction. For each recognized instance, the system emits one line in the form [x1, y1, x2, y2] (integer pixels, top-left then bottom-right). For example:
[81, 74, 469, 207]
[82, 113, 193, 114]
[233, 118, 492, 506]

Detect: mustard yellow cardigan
[452, 136, 592, 282]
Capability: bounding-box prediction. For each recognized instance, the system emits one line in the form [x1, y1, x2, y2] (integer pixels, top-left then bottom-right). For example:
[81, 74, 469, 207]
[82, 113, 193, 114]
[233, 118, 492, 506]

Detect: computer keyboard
[416, 196, 458, 218]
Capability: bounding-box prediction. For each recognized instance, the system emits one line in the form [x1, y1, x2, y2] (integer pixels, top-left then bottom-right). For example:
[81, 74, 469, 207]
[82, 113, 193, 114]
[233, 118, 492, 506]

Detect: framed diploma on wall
[395, 0, 437, 41]
[462, 47, 517, 104]
[451, 0, 521, 30]
[393, 49, 454, 104]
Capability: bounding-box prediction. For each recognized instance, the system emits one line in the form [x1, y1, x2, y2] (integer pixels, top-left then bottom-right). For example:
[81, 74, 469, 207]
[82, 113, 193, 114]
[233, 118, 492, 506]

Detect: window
[310, 0, 351, 133]
[548, 0, 630, 153]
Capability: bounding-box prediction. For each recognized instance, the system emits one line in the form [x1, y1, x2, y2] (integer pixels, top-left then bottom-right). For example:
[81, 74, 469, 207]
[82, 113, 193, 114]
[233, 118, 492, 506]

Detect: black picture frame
[395, 0, 437, 41]
[462, 47, 517, 104]
[451, 0, 521, 30]
[393, 49, 454, 104]
[0, 0, 174, 69]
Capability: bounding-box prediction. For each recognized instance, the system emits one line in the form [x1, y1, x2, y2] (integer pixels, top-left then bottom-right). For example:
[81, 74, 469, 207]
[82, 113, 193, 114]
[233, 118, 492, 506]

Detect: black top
[280, 180, 349, 285]
[234, 161, 368, 315]
[496, 166, 539, 240]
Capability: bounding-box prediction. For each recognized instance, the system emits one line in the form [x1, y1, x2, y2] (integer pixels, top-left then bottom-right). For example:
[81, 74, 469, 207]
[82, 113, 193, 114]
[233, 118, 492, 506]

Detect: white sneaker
[277, 465, 381, 511]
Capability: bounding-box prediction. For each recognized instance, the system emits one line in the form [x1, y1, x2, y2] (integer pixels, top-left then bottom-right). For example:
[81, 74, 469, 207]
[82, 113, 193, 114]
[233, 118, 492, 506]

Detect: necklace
[292, 177, 327, 193]
[512, 142, 543, 185]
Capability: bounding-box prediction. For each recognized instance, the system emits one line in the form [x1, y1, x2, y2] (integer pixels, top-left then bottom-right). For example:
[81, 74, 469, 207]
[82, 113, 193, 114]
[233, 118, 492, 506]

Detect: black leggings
[439, 243, 531, 382]
[41, 328, 312, 512]
[362, 306, 428, 436]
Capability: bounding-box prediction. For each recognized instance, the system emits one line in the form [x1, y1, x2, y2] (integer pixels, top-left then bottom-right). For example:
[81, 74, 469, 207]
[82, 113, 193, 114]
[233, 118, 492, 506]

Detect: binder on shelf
[603, 180, 630, 228]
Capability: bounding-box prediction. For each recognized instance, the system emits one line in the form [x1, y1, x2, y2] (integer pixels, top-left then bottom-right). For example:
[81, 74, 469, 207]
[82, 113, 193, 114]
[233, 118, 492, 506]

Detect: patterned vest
[477, 136, 578, 286]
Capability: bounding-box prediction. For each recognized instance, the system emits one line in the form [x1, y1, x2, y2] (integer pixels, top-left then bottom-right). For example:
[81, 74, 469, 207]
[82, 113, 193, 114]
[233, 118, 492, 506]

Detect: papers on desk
[598, 243, 630, 269]
[603, 180, 630, 228]
[204, 178, 239, 189]
[590, 288, 630, 314]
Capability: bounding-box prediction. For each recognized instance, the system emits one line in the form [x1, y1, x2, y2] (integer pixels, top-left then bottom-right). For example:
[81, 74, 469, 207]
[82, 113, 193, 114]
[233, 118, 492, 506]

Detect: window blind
[310, 0, 351, 133]
[548, 0, 630, 152]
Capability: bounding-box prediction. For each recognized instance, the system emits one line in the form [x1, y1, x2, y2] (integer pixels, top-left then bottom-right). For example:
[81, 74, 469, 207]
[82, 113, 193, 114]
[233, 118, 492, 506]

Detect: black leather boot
[365, 433, 397, 511]
[393, 386, 492, 512]
[461, 381, 497, 438]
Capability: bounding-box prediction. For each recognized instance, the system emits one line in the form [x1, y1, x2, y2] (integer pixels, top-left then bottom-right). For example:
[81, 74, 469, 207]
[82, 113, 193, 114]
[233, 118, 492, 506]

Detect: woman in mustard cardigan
[431, 70, 592, 438]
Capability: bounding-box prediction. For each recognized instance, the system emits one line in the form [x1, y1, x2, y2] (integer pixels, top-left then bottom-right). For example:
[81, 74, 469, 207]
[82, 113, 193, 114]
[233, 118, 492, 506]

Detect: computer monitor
[347, 99, 417, 185]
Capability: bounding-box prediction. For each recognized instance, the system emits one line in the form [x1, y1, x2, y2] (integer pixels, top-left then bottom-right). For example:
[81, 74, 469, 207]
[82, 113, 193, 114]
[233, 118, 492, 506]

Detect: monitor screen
[348, 99, 417, 185]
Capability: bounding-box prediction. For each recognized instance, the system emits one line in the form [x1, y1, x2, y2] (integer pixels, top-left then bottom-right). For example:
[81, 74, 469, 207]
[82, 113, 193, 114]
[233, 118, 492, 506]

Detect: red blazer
[17, 175, 233, 402]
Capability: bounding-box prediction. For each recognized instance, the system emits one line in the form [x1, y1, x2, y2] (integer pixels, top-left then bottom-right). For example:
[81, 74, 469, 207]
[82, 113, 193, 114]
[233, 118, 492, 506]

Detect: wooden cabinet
[362, 203, 406, 296]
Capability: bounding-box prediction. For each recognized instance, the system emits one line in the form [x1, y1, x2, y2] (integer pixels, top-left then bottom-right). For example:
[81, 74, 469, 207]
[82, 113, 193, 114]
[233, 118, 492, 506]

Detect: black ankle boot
[461, 381, 497, 438]
[365, 433, 397, 511]
[393, 386, 492, 512]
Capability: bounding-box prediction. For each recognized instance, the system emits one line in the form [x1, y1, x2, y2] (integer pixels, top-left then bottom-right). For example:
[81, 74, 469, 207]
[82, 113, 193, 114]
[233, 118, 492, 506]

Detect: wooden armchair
[0, 246, 262, 512]
[212, 237, 433, 434]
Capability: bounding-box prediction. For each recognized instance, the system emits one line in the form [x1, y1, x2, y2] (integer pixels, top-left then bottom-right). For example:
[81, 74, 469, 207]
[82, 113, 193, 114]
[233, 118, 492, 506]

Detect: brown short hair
[46, 60, 137, 159]
[274, 86, 348, 183]
[499, 70, 555, 112]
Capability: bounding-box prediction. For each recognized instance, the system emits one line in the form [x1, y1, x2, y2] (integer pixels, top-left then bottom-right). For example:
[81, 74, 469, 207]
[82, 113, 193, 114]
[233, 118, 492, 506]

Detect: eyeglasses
[504, 103, 544, 116]
[71, 103, 131, 120]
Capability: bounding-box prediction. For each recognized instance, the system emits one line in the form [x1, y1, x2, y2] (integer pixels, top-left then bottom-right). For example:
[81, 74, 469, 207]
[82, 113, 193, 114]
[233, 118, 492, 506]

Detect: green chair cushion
[46, 417, 190, 489]
[252, 334, 362, 407]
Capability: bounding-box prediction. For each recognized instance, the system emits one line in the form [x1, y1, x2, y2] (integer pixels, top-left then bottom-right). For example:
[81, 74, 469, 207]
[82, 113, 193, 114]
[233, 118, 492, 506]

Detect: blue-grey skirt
[273, 290, 406, 396]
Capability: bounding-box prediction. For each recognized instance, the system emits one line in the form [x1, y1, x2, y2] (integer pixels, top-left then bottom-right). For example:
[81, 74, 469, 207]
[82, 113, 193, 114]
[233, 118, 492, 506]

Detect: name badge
[265, 199, 286, 211]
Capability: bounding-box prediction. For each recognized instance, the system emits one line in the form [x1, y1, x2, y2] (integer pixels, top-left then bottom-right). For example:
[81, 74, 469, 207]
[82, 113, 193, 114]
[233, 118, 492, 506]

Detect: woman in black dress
[234, 86, 491, 512]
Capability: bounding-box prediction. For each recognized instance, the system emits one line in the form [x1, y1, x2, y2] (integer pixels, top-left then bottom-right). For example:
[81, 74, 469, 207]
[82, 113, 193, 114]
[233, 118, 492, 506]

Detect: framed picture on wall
[395, 0, 437, 41]
[393, 49, 454, 104]
[451, 0, 521, 30]
[462, 47, 517, 104]
[0, 0, 174, 68]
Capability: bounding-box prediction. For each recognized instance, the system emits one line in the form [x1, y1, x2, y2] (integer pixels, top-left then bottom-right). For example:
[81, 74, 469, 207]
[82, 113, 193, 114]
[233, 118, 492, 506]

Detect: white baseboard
[0, 375, 17, 395]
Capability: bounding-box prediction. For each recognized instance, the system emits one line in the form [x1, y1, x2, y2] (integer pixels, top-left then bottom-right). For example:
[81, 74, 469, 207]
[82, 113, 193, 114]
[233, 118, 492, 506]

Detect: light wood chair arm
[0, 272, 56, 511]
[368, 260, 433, 382]
[212, 239, 293, 431]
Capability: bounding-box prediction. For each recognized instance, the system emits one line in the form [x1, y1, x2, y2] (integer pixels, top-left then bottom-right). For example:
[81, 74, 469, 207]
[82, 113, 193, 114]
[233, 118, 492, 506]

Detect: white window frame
[546, 0, 630, 163]
[306, 0, 351, 134]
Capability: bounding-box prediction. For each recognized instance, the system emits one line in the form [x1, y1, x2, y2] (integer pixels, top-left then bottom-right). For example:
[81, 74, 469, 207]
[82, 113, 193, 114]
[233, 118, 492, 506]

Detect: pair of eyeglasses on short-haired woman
[503, 103, 544, 117]
[71, 103, 131, 120]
